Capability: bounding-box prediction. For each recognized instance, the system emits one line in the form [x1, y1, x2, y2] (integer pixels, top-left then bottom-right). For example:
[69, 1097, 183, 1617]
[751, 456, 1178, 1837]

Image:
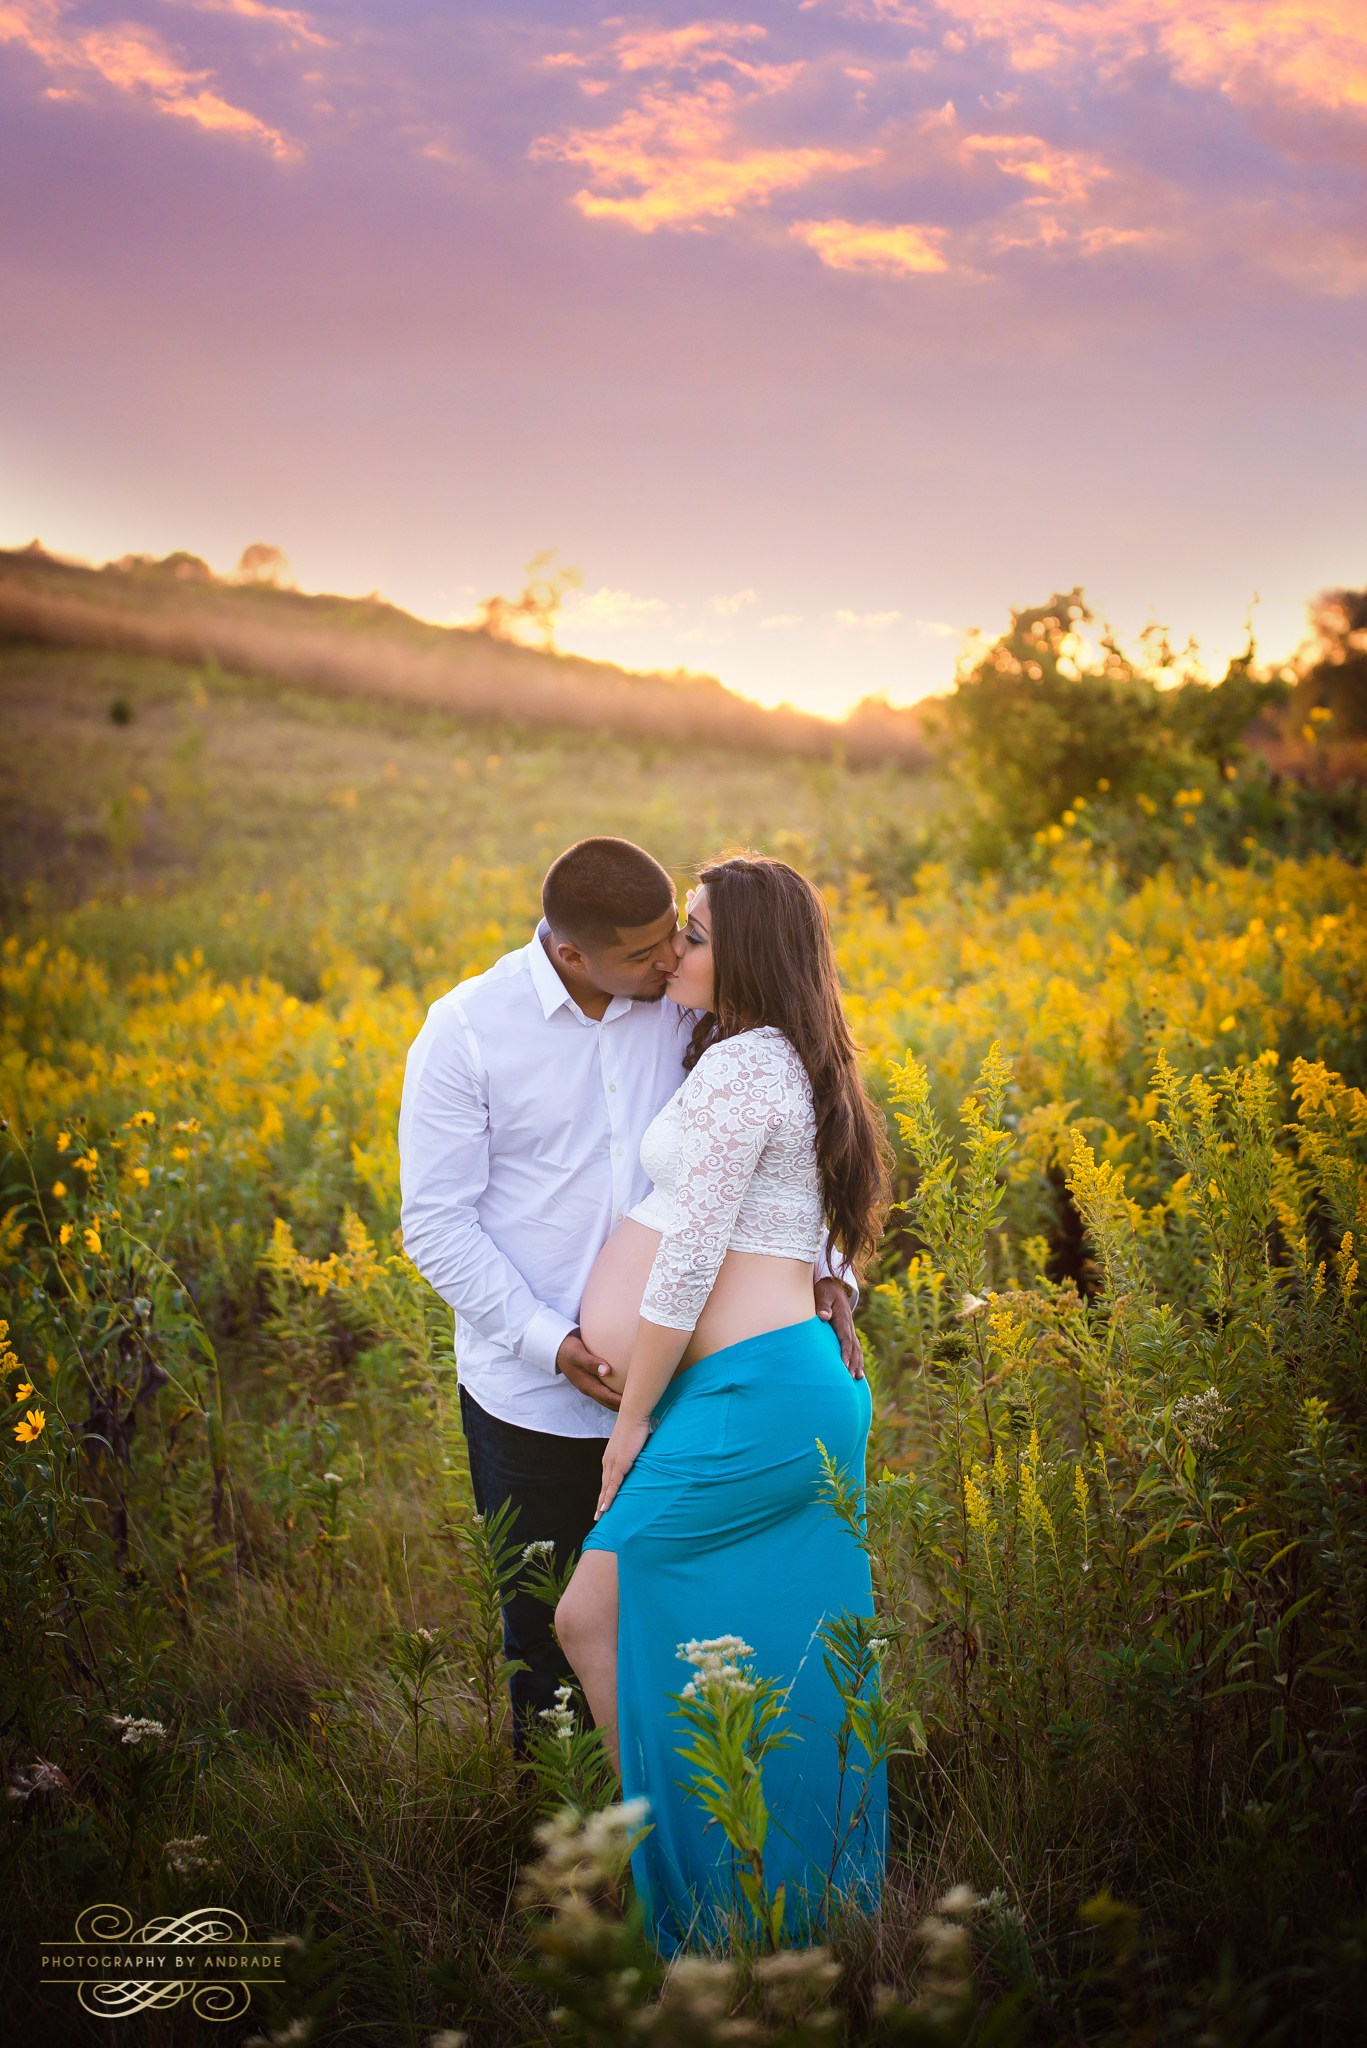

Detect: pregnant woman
[556, 852, 891, 1951]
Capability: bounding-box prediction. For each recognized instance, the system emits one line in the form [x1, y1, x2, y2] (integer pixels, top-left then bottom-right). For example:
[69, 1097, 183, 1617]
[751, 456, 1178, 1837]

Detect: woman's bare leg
[555, 1551, 620, 1775]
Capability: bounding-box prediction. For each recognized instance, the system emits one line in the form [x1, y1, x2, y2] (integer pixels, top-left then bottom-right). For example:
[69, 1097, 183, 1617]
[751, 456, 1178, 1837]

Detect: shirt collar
[527, 921, 576, 1019]
[526, 920, 635, 1027]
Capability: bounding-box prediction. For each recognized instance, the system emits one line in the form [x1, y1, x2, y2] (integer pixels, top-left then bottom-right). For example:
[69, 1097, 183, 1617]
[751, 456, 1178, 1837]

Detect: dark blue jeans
[458, 1385, 606, 1752]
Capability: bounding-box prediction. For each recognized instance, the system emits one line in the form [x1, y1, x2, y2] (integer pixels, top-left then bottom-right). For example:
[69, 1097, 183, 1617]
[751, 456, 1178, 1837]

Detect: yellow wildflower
[132, 1167, 150, 1186]
[59, 1223, 73, 1246]
[52, 1181, 67, 1199]
[75, 1151, 98, 1176]
[130, 1109, 156, 1126]
[14, 1381, 33, 1401]
[1020, 1455, 1054, 1542]
[172, 1146, 190, 1163]
[84, 1226, 102, 1255]
[1073, 1462, 1090, 1556]
[14, 1409, 46, 1444]
[964, 1471, 997, 1542]
[56, 1132, 70, 1152]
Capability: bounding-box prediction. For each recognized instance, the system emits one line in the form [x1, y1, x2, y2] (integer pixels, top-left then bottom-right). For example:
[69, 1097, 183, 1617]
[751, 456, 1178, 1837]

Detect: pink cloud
[537, 89, 874, 230]
[174, 0, 331, 49]
[532, 21, 875, 231]
[792, 215, 949, 273]
[937, 1, 1367, 119]
[0, 0, 302, 157]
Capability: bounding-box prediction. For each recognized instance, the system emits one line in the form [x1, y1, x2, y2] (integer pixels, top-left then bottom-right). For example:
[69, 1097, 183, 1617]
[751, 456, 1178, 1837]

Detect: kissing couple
[398, 837, 890, 1949]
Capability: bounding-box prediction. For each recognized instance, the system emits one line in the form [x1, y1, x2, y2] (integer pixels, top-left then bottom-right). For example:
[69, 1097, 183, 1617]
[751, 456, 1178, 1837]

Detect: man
[398, 836, 860, 1747]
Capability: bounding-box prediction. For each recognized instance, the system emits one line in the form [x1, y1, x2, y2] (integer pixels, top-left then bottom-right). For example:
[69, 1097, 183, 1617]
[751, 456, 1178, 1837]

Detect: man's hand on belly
[815, 1278, 865, 1380]
[556, 1330, 623, 1410]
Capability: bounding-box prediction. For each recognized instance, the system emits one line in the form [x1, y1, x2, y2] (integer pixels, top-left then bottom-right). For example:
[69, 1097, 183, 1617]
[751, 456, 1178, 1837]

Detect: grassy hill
[0, 543, 933, 770]
[0, 641, 944, 949]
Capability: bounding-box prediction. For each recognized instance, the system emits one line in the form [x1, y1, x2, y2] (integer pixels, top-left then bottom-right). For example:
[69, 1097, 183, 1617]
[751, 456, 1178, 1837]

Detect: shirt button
[609, 1083, 617, 1092]
[615, 1146, 623, 1156]
[615, 1212, 623, 1221]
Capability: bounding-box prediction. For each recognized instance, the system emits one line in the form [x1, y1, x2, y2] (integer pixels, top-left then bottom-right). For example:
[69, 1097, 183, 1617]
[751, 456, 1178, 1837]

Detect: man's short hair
[542, 838, 675, 948]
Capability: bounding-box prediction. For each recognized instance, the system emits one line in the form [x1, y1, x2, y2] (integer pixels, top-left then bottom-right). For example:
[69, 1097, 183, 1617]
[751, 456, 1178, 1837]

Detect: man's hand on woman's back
[815, 1278, 864, 1380]
[555, 1330, 623, 1410]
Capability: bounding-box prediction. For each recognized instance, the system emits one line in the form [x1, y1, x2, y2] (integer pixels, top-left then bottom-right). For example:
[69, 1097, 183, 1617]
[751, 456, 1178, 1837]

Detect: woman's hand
[596, 1416, 651, 1520]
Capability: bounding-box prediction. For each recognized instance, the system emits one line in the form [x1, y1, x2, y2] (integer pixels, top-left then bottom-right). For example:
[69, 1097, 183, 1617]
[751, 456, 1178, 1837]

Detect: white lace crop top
[628, 1026, 826, 1332]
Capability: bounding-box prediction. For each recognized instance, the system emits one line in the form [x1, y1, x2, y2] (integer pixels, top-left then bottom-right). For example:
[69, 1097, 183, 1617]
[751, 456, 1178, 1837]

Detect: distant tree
[467, 549, 582, 651]
[236, 543, 295, 588]
[938, 588, 1287, 843]
[157, 551, 213, 582]
[1287, 585, 1367, 740]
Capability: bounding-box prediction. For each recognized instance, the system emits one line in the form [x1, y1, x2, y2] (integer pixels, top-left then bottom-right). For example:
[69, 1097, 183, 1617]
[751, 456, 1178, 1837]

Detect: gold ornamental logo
[41, 1903, 285, 2020]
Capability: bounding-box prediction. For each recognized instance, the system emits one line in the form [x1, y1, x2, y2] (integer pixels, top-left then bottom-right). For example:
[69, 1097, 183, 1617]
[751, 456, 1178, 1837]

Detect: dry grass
[0, 547, 934, 768]
[0, 639, 945, 927]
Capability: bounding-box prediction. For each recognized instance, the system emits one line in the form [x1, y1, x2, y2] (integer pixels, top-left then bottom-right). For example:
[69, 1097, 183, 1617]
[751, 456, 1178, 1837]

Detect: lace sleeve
[639, 1034, 790, 1332]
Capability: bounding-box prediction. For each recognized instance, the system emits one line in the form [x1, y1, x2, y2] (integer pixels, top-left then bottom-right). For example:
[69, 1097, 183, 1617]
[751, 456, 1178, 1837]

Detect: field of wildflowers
[2, 636, 1365, 2045]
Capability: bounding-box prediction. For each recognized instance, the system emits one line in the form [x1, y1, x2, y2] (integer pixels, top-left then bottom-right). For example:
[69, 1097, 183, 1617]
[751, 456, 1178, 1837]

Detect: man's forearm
[402, 1204, 572, 1373]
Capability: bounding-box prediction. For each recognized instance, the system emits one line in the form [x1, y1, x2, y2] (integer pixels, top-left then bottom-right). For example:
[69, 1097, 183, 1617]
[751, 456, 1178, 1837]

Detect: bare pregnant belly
[579, 1220, 662, 1377]
[580, 1222, 818, 1380]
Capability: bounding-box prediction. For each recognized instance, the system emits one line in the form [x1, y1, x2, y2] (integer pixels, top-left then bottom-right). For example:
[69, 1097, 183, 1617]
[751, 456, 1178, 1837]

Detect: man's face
[569, 904, 681, 1002]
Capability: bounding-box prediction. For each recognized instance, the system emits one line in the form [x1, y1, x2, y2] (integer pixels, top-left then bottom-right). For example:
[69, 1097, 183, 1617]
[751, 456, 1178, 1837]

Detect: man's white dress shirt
[399, 923, 689, 1438]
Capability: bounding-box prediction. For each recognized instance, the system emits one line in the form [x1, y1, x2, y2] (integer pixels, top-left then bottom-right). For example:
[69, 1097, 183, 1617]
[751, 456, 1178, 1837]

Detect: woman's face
[664, 885, 714, 1012]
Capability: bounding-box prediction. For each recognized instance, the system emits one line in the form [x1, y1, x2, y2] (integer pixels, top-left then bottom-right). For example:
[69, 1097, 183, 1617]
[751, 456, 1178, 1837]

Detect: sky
[2, 2, 1365, 717]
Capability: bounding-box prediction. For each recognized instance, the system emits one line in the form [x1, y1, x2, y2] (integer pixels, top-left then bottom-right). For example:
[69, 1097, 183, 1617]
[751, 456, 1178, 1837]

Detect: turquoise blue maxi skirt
[582, 1315, 886, 1952]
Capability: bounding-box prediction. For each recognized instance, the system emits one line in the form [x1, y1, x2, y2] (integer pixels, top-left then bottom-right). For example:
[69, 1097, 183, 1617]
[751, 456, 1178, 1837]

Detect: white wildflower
[915, 1914, 972, 1968]
[754, 1946, 841, 2009]
[655, 1955, 737, 2022]
[110, 1715, 167, 1748]
[519, 1799, 652, 1915]
[244, 2023, 314, 2048]
[677, 1636, 758, 1703]
[8, 1759, 70, 1803]
[1171, 1385, 1231, 1453]
[429, 2033, 469, 2048]
[538, 1684, 577, 1750]
[522, 1539, 556, 1563]
[868, 1637, 890, 1658]
[415, 1627, 438, 1645]
[164, 1835, 218, 1876]
[323, 1471, 344, 1485]
[937, 1883, 981, 1918]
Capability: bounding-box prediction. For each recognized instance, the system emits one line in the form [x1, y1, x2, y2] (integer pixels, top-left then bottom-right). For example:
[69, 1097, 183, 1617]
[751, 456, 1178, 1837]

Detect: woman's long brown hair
[683, 853, 892, 1274]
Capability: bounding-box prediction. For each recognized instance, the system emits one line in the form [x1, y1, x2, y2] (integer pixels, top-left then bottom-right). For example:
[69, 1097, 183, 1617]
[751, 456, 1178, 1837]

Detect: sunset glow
[3, 0, 1363, 715]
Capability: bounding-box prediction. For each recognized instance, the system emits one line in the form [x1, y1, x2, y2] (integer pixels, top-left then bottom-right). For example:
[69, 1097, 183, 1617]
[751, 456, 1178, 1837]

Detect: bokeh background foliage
[1, 592, 1365, 2045]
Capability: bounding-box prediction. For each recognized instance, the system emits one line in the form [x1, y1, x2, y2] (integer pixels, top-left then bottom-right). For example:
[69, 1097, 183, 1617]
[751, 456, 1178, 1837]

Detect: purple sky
[3, 1, 1365, 715]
